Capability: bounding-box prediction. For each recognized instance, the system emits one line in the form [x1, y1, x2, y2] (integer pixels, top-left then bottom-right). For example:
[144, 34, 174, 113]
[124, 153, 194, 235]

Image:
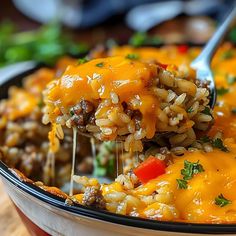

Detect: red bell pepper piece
[178, 45, 188, 54]
[133, 156, 166, 184]
[158, 62, 168, 70]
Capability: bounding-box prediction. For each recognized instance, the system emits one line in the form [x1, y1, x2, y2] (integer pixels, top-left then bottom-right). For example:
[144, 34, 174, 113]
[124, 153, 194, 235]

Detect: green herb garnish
[229, 27, 236, 43]
[199, 136, 229, 152]
[93, 166, 107, 177]
[202, 107, 212, 116]
[215, 194, 231, 207]
[96, 62, 104, 67]
[78, 57, 89, 64]
[176, 160, 204, 189]
[217, 87, 229, 96]
[212, 138, 229, 152]
[125, 53, 139, 60]
[93, 141, 116, 177]
[129, 32, 162, 47]
[221, 51, 234, 60]
[176, 179, 188, 189]
[187, 107, 194, 113]
[0, 21, 88, 67]
[181, 160, 205, 181]
[226, 74, 236, 85]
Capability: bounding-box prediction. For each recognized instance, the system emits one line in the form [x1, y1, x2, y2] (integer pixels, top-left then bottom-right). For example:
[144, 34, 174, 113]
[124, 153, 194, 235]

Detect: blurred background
[0, 0, 236, 69]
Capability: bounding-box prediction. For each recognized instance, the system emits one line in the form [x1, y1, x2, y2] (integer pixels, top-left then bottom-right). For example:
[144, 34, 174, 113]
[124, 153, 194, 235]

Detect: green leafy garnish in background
[93, 141, 116, 177]
[78, 57, 89, 65]
[0, 20, 88, 67]
[129, 32, 162, 47]
[229, 27, 236, 44]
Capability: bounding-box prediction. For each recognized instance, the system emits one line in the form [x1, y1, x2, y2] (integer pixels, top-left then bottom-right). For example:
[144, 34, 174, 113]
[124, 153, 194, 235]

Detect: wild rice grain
[110, 92, 119, 104]
[174, 93, 186, 106]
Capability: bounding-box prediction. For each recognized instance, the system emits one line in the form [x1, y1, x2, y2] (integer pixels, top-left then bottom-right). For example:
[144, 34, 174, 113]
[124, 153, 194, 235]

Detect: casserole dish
[1, 62, 236, 236]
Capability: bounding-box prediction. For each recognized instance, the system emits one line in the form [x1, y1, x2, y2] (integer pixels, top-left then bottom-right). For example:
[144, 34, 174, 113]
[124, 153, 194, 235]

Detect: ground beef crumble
[82, 186, 106, 209]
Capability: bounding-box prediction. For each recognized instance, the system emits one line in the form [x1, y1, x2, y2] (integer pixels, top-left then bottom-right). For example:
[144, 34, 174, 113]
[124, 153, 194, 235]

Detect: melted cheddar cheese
[58, 44, 235, 223]
[5, 44, 236, 223]
[133, 144, 236, 223]
[48, 56, 157, 106]
[105, 44, 236, 223]
[3, 88, 37, 120]
[46, 56, 159, 138]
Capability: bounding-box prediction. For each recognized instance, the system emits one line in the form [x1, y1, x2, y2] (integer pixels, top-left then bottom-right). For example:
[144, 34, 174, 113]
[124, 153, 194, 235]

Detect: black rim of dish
[1, 63, 236, 234]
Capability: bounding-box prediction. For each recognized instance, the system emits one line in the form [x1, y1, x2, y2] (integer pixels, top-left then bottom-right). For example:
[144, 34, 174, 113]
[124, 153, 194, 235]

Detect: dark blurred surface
[0, 1, 133, 46]
[1, 0, 236, 69]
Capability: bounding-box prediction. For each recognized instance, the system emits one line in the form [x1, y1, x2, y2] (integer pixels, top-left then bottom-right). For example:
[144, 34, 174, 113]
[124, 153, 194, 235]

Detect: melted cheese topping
[133, 143, 236, 223]
[3, 88, 37, 120]
[48, 56, 157, 104]
[106, 44, 236, 223]
[4, 44, 236, 223]
[46, 56, 159, 138]
[24, 68, 55, 96]
[110, 45, 198, 68]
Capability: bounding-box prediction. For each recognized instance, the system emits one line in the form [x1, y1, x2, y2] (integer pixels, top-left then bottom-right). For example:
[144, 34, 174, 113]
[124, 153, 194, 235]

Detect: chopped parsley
[181, 160, 205, 181]
[212, 138, 229, 152]
[176, 160, 204, 189]
[176, 179, 188, 189]
[215, 194, 231, 207]
[129, 32, 162, 47]
[202, 107, 212, 116]
[96, 62, 104, 67]
[187, 107, 194, 113]
[221, 50, 234, 60]
[125, 53, 139, 60]
[217, 87, 229, 96]
[78, 57, 89, 64]
[226, 74, 236, 85]
[199, 136, 229, 152]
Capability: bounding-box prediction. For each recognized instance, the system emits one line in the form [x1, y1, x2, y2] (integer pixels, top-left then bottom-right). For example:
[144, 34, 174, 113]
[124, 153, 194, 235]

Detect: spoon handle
[191, 6, 236, 68]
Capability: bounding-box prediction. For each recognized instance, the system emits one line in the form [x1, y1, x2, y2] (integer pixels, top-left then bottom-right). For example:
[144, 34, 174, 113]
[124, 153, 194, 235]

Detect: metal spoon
[191, 7, 236, 108]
